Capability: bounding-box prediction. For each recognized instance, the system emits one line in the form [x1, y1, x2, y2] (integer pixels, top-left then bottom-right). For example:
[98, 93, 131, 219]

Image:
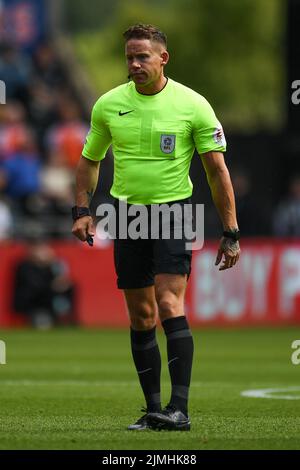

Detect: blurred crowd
[0, 41, 89, 240]
[228, 169, 300, 238]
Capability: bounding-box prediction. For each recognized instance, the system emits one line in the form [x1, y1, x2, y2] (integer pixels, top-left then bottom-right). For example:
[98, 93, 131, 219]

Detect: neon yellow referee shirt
[82, 78, 226, 205]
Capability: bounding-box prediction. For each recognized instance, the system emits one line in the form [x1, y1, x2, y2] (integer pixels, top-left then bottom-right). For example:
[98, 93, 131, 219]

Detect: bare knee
[129, 301, 157, 330]
[124, 287, 158, 330]
[155, 274, 187, 322]
[157, 295, 182, 321]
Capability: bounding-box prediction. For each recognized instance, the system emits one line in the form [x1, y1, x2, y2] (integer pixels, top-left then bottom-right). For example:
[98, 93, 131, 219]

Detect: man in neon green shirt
[72, 24, 240, 431]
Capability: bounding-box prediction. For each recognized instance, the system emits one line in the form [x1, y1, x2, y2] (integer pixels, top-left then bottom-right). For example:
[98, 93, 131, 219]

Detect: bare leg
[124, 286, 158, 330]
[154, 273, 188, 322]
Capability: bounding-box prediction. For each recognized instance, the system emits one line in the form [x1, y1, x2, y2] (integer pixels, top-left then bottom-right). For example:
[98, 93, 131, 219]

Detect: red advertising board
[1, 239, 300, 327]
[187, 239, 300, 325]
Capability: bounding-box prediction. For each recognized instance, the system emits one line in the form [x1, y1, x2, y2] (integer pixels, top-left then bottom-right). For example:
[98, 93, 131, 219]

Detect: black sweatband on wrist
[72, 206, 91, 221]
[223, 230, 240, 241]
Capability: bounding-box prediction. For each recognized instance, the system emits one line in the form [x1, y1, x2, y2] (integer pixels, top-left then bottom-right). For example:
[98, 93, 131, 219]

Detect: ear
[161, 50, 169, 66]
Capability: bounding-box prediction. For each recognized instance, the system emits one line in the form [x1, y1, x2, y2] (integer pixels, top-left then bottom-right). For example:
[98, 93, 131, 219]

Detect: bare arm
[201, 151, 238, 230]
[201, 151, 240, 270]
[72, 156, 100, 242]
[75, 155, 100, 206]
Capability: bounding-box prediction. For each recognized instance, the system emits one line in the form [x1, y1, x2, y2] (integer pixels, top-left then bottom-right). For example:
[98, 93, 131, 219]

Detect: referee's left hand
[215, 237, 241, 271]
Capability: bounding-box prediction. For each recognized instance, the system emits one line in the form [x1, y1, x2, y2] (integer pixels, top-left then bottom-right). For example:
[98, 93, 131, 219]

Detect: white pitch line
[0, 380, 133, 387]
[241, 387, 300, 400]
[0, 379, 220, 387]
[2, 381, 299, 401]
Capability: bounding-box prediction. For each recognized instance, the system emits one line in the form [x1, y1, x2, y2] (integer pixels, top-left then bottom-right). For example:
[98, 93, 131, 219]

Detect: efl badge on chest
[160, 134, 176, 154]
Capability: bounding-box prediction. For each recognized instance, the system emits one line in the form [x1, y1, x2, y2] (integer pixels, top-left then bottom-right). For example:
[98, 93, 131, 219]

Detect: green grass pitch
[0, 327, 300, 450]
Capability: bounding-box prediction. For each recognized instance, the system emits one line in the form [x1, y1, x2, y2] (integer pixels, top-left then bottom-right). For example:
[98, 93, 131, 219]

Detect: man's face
[125, 38, 168, 89]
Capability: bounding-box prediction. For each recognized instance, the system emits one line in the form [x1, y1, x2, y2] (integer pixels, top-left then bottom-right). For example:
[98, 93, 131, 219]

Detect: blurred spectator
[0, 42, 31, 108]
[0, 101, 31, 157]
[28, 79, 58, 150]
[231, 168, 271, 236]
[39, 149, 74, 236]
[273, 175, 300, 237]
[40, 150, 74, 208]
[13, 239, 76, 329]
[46, 97, 89, 168]
[0, 128, 40, 214]
[33, 42, 66, 88]
[0, 195, 12, 240]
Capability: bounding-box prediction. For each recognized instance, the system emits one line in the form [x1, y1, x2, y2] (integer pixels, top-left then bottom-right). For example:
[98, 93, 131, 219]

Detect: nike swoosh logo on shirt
[119, 110, 134, 116]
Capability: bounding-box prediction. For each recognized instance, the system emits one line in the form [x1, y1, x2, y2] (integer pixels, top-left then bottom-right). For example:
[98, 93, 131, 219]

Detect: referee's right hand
[72, 216, 95, 243]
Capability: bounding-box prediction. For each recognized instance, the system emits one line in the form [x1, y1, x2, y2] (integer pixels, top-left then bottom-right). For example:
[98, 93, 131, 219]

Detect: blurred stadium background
[0, 0, 300, 451]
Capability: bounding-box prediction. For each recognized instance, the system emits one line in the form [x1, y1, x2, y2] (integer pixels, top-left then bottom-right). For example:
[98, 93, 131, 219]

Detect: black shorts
[113, 198, 193, 289]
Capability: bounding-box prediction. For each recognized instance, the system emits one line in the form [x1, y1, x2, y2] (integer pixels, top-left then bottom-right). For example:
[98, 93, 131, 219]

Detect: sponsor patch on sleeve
[213, 125, 226, 147]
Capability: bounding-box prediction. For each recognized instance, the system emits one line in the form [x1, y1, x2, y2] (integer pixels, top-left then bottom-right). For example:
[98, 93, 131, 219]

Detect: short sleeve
[192, 96, 227, 155]
[82, 100, 112, 161]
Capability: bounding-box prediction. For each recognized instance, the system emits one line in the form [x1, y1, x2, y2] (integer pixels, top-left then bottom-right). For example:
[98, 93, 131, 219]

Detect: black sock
[162, 316, 194, 416]
[130, 326, 161, 413]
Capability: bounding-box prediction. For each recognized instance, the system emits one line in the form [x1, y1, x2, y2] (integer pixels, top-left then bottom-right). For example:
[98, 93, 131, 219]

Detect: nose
[131, 59, 141, 70]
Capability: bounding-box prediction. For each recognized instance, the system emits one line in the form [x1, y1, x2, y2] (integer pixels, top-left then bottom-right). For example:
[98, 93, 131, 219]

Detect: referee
[72, 24, 240, 431]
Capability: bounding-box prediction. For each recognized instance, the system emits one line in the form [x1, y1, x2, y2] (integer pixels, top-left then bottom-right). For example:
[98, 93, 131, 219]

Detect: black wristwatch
[72, 206, 91, 221]
[223, 229, 240, 241]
